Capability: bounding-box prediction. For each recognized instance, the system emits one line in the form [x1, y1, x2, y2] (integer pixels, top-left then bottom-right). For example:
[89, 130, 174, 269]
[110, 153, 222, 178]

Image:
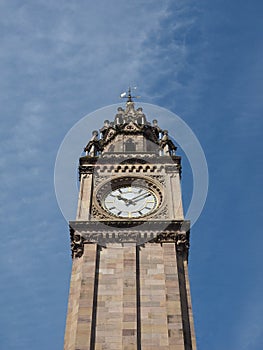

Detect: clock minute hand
[131, 192, 151, 204]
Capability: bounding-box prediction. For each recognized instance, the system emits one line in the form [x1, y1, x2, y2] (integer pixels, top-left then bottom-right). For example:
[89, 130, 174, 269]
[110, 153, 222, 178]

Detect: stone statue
[152, 119, 162, 139]
[160, 130, 170, 155]
[84, 130, 101, 156]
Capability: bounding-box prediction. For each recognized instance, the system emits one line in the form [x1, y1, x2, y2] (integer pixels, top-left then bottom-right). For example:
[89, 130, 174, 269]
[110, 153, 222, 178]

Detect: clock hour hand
[116, 195, 131, 205]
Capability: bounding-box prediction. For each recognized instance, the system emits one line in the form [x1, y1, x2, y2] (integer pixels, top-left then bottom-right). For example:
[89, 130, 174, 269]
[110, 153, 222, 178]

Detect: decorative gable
[122, 122, 142, 133]
[103, 127, 117, 142]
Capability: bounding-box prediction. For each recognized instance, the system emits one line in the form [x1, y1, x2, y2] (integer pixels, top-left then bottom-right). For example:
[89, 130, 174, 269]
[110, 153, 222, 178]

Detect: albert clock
[64, 92, 197, 350]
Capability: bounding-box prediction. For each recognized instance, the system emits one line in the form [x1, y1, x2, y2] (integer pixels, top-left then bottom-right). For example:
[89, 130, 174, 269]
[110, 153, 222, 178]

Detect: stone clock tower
[64, 93, 197, 350]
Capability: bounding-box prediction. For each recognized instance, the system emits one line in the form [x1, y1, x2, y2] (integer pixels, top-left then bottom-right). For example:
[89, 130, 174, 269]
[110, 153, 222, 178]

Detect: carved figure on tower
[84, 130, 101, 156]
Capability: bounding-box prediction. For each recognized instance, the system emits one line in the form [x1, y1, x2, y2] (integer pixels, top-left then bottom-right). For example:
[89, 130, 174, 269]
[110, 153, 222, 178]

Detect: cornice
[69, 220, 190, 260]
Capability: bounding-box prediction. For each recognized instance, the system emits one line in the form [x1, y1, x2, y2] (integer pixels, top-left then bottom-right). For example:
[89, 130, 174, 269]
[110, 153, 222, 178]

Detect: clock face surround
[95, 177, 162, 219]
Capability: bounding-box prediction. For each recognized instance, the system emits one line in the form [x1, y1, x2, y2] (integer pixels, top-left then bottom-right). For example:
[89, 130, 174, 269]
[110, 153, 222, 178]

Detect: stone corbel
[175, 232, 189, 260]
[70, 232, 84, 259]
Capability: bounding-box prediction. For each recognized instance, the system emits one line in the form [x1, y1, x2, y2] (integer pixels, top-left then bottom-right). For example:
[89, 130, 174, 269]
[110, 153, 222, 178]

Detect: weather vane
[120, 86, 140, 102]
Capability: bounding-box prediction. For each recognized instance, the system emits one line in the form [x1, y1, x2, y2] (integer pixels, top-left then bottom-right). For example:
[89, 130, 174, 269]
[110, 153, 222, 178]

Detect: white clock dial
[103, 185, 158, 218]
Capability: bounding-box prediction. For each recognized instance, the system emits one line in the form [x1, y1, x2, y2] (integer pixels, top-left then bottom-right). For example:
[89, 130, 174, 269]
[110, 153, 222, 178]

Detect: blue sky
[0, 1, 262, 349]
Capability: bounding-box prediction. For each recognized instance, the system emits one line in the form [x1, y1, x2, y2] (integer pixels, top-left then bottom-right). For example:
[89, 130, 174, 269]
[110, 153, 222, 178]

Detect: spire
[120, 86, 140, 104]
[120, 86, 140, 116]
[127, 86, 132, 102]
[83, 95, 177, 158]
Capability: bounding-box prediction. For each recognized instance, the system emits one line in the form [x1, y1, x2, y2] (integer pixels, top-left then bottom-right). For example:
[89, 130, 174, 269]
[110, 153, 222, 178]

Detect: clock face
[102, 185, 158, 218]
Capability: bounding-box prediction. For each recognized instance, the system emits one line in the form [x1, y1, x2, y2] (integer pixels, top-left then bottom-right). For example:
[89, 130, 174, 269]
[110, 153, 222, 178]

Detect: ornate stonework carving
[151, 174, 166, 186]
[176, 232, 190, 252]
[150, 230, 189, 259]
[79, 165, 94, 180]
[150, 231, 177, 243]
[79, 165, 94, 174]
[123, 122, 142, 132]
[93, 174, 108, 187]
[69, 221, 190, 257]
[165, 164, 179, 173]
[82, 103, 178, 155]
[101, 153, 160, 160]
[104, 127, 117, 143]
[89, 164, 178, 176]
[91, 206, 109, 220]
[70, 232, 84, 258]
[152, 204, 169, 219]
[91, 164, 166, 174]
[94, 167, 164, 185]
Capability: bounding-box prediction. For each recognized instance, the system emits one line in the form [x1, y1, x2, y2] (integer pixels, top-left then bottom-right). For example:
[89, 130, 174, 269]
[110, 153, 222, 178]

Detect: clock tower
[64, 93, 197, 350]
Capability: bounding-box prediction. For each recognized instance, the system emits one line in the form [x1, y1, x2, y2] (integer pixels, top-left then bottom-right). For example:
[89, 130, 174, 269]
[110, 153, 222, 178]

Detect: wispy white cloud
[0, 0, 203, 113]
[0, 100, 46, 191]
